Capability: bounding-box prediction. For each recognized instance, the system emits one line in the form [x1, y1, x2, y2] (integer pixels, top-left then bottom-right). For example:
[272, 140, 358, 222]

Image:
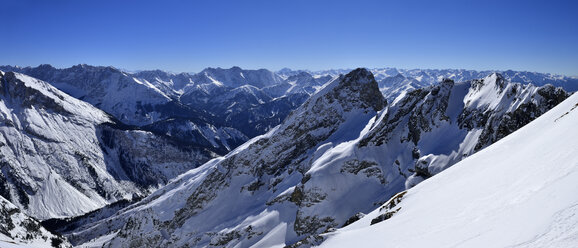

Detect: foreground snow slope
[319, 92, 578, 247]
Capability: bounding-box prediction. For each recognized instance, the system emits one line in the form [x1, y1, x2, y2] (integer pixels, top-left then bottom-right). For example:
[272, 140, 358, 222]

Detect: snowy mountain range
[0, 64, 575, 247]
[279, 67, 578, 101]
[296, 67, 578, 87]
[55, 69, 571, 247]
[0, 71, 214, 220]
[1, 65, 328, 155]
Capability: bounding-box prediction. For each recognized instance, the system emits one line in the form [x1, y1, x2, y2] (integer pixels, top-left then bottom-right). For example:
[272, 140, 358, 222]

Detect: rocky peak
[341, 68, 374, 85]
[433, 78, 455, 95]
[36, 64, 56, 70]
[333, 68, 387, 111]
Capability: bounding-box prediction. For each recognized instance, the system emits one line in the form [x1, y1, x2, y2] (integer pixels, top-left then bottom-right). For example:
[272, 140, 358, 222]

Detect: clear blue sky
[2, 0, 577, 75]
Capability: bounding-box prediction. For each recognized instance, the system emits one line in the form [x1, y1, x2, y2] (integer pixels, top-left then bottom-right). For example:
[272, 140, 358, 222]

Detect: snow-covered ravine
[318, 92, 578, 247]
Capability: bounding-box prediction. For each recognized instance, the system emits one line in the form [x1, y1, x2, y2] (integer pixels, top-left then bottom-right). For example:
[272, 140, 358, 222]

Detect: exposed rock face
[96, 123, 215, 188]
[470, 83, 568, 150]
[0, 71, 213, 220]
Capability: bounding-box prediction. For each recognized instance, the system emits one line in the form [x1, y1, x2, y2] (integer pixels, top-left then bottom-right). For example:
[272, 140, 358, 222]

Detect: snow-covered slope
[2, 64, 572, 246]
[0, 196, 70, 248]
[319, 87, 578, 248]
[0, 71, 213, 220]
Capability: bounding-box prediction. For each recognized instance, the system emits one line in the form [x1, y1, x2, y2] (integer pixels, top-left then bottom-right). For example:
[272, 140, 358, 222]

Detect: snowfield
[318, 92, 578, 247]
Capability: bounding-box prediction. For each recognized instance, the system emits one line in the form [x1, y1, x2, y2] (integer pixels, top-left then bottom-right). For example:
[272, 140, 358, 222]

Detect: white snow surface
[319, 92, 578, 248]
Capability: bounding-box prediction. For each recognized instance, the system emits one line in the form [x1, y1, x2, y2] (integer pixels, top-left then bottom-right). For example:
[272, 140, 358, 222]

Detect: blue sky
[2, 0, 577, 75]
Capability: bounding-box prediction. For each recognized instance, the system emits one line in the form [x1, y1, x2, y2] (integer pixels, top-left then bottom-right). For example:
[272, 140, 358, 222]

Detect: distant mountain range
[279, 67, 578, 100]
